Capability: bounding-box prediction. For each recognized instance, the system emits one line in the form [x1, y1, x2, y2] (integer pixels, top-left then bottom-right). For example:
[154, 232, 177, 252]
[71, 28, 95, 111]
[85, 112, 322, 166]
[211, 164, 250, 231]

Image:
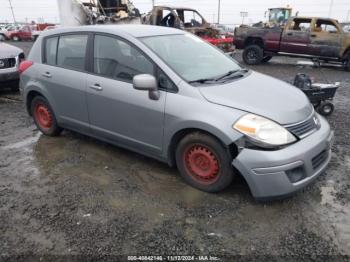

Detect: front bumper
[0, 68, 19, 85]
[233, 116, 334, 200]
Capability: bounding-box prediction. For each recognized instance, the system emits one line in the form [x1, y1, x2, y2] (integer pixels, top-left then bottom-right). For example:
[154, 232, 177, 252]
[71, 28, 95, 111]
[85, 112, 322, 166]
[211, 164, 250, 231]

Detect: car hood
[198, 71, 313, 125]
[0, 43, 22, 58]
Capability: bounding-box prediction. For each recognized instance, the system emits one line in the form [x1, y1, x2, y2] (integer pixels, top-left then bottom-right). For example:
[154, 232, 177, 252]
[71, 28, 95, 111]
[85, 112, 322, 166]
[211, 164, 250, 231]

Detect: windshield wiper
[188, 78, 217, 84]
[189, 69, 249, 85]
[214, 69, 249, 82]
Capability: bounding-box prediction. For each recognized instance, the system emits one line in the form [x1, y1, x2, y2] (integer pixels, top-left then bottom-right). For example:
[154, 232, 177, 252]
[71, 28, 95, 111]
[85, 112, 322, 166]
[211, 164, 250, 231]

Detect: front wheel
[175, 132, 235, 193]
[31, 96, 62, 136]
[242, 45, 264, 65]
[318, 102, 334, 116]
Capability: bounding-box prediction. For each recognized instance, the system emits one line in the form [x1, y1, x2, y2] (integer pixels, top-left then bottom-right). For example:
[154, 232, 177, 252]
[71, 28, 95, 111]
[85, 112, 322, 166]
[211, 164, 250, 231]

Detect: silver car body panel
[21, 25, 333, 198]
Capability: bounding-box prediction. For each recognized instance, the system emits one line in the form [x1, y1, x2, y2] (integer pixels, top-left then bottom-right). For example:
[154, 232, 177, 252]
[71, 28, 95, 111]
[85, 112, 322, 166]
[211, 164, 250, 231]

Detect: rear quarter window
[44, 37, 58, 66]
[57, 35, 88, 71]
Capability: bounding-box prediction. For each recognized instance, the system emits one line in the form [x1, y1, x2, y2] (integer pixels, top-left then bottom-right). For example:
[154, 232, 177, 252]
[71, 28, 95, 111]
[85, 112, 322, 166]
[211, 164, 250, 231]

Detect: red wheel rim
[184, 144, 220, 184]
[34, 103, 53, 130]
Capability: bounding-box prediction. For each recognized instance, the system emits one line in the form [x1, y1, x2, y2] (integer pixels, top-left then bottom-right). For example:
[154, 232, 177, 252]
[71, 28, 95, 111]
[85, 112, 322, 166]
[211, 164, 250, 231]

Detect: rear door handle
[287, 32, 293, 36]
[89, 83, 103, 91]
[311, 34, 317, 37]
[42, 72, 52, 78]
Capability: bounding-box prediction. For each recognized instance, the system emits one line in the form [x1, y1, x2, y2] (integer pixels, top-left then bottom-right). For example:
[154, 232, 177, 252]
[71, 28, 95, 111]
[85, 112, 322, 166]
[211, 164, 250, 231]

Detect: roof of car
[41, 24, 185, 38]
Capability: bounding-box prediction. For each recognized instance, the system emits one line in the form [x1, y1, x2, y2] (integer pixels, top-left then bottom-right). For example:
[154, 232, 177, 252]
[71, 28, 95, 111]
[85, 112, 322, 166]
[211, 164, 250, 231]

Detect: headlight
[233, 114, 296, 147]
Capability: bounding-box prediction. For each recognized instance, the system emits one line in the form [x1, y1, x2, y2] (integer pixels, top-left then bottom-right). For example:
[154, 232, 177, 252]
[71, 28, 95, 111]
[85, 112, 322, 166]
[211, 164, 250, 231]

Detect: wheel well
[26, 91, 43, 116]
[167, 128, 239, 167]
[244, 37, 264, 48]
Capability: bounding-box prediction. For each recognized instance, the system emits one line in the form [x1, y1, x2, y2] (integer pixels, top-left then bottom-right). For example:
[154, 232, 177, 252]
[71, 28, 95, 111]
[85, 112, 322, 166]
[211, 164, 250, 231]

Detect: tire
[12, 35, 20, 41]
[344, 52, 350, 71]
[30, 96, 62, 136]
[175, 132, 235, 193]
[318, 102, 334, 116]
[242, 45, 264, 65]
[262, 56, 272, 63]
[0, 34, 5, 41]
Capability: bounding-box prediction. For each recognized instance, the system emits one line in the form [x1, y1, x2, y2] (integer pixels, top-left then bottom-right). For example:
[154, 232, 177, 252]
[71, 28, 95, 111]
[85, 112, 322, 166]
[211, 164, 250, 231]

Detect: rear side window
[57, 35, 88, 71]
[45, 37, 58, 66]
[93, 35, 154, 82]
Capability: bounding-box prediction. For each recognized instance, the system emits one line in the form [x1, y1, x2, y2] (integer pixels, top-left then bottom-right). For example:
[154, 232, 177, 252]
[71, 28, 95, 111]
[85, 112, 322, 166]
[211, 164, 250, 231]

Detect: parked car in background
[0, 26, 8, 41]
[235, 17, 350, 70]
[6, 25, 33, 41]
[0, 42, 25, 90]
[20, 25, 334, 199]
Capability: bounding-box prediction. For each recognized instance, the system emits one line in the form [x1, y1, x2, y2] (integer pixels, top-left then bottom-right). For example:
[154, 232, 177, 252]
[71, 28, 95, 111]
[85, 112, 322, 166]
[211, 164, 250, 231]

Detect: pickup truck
[235, 17, 350, 70]
[142, 6, 235, 54]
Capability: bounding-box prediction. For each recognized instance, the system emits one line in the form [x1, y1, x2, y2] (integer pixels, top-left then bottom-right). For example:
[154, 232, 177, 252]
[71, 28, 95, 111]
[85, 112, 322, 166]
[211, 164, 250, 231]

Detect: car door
[37, 33, 90, 133]
[86, 34, 166, 156]
[309, 19, 342, 58]
[280, 18, 313, 55]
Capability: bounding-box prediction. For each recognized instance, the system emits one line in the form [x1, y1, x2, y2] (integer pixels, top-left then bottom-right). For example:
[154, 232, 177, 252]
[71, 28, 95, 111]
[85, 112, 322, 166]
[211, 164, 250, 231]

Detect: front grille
[286, 114, 318, 138]
[0, 58, 16, 69]
[312, 150, 329, 170]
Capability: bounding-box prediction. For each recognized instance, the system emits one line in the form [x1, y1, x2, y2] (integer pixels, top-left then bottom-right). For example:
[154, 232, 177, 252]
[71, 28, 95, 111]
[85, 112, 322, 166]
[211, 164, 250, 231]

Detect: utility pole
[8, 0, 17, 24]
[217, 0, 221, 24]
[328, 0, 334, 17]
[152, 0, 155, 7]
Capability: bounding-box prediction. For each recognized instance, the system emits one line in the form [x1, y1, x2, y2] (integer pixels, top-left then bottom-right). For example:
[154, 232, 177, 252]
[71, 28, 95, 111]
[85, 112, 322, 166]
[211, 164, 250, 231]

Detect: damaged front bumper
[232, 116, 334, 200]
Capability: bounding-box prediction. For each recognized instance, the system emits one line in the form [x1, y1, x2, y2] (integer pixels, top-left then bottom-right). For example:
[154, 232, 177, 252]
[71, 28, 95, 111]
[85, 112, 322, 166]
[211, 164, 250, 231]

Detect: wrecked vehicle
[142, 6, 235, 54]
[0, 42, 25, 90]
[20, 25, 333, 199]
[235, 17, 350, 70]
[58, 0, 141, 26]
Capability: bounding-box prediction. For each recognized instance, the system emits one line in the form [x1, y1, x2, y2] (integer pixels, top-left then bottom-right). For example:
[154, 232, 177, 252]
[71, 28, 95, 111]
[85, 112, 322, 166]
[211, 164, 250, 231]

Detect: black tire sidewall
[319, 102, 334, 116]
[243, 45, 264, 65]
[175, 132, 234, 193]
[31, 96, 62, 136]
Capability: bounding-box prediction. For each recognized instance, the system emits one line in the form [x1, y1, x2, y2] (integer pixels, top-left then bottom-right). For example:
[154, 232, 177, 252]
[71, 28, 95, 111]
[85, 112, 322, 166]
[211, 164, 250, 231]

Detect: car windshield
[140, 34, 241, 83]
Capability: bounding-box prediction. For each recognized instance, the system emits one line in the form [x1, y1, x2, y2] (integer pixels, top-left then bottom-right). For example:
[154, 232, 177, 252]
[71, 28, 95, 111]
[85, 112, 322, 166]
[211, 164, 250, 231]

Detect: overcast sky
[0, 0, 349, 25]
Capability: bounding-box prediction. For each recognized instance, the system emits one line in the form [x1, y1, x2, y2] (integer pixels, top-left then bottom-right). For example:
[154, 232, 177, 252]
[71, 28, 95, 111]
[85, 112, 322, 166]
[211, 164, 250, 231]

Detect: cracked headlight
[233, 114, 296, 147]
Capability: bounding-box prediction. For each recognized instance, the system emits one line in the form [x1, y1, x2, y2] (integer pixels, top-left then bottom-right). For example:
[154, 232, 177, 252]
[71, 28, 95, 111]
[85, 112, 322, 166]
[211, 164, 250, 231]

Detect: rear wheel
[31, 96, 62, 136]
[318, 102, 334, 116]
[0, 34, 5, 41]
[12, 35, 20, 41]
[175, 132, 235, 193]
[243, 45, 264, 65]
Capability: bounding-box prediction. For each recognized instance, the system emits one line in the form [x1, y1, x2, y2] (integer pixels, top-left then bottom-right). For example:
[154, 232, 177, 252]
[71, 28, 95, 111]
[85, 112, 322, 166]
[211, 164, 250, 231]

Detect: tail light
[19, 60, 33, 74]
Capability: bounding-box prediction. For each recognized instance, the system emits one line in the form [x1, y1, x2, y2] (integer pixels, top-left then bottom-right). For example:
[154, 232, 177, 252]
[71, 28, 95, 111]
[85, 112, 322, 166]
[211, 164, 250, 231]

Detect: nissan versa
[20, 25, 334, 199]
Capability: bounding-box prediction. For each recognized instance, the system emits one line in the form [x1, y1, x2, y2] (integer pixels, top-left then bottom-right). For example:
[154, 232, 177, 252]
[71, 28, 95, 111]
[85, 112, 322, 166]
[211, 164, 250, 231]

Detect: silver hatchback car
[20, 25, 334, 200]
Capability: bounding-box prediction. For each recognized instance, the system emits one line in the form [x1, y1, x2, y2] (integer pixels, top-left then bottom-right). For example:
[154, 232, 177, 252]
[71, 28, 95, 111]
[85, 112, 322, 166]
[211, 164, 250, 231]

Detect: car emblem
[0, 60, 4, 68]
[313, 116, 319, 126]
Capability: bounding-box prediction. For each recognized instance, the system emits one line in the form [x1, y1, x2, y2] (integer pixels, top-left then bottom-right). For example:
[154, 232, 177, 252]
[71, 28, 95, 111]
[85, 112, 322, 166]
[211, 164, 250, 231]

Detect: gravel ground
[0, 42, 349, 261]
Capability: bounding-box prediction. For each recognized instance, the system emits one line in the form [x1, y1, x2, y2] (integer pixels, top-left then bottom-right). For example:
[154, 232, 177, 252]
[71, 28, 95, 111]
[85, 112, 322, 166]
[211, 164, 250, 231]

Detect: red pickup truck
[6, 25, 32, 41]
[235, 17, 350, 70]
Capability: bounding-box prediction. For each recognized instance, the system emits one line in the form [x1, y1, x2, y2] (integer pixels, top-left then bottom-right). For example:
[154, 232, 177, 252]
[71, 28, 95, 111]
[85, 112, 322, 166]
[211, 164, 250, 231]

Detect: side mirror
[133, 74, 160, 100]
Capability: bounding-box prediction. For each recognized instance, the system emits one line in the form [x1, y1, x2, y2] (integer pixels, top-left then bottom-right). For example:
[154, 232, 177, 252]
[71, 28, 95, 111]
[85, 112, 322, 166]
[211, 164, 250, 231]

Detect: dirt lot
[0, 41, 349, 261]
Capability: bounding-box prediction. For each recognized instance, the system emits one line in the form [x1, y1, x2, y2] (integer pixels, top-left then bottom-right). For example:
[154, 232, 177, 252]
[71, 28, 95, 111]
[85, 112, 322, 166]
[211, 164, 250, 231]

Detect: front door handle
[89, 83, 103, 91]
[311, 34, 317, 37]
[287, 32, 293, 36]
[42, 72, 52, 78]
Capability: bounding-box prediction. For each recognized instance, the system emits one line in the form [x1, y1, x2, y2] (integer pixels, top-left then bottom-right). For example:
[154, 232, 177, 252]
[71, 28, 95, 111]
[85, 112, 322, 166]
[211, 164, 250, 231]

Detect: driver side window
[93, 35, 154, 83]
